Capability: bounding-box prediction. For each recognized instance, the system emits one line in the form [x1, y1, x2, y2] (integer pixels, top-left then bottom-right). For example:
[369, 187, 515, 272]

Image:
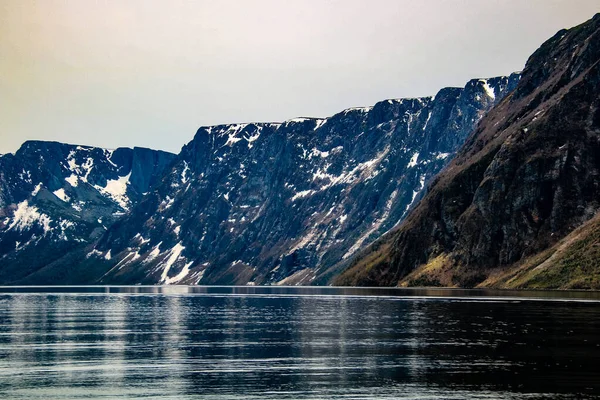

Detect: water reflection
[0, 289, 599, 399]
[1, 285, 600, 301]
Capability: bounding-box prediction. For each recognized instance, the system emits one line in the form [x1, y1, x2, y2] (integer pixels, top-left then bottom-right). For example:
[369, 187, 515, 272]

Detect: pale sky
[0, 1, 598, 155]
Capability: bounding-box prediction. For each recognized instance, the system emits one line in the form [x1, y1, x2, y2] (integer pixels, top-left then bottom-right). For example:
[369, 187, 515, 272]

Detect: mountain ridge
[334, 13, 600, 289]
[64, 74, 519, 286]
[0, 73, 520, 285]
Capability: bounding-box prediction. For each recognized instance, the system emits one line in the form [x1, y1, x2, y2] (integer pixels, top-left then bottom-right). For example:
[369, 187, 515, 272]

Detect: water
[0, 286, 599, 399]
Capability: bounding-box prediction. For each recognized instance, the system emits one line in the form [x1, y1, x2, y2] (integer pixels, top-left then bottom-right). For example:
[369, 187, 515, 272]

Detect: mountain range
[1, 13, 598, 288]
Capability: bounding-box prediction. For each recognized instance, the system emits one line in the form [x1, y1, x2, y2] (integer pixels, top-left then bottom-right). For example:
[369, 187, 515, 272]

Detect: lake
[0, 286, 599, 399]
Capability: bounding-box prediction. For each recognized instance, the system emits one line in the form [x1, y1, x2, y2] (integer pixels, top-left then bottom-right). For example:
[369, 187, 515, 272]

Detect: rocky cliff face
[0, 142, 175, 283]
[335, 14, 600, 289]
[45, 74, 520, 286]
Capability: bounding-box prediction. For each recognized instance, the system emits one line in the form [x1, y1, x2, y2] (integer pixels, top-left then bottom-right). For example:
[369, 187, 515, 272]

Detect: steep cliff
[56, 75, 520, 286]
[335, 14, 600, 289]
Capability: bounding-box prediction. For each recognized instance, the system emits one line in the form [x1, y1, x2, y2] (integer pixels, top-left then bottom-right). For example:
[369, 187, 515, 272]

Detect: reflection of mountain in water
[1, 289, 599, 398]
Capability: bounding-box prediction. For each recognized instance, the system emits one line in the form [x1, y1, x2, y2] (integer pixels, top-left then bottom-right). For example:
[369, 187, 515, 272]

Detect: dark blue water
[0, 286, 599, 399]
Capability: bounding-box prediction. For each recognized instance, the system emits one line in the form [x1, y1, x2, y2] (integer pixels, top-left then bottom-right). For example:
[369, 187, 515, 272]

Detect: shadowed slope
[335, 14, 600, 288]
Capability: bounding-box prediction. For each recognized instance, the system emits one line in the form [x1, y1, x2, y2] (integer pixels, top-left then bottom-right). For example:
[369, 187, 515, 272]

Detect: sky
[0, 1, 598, 155]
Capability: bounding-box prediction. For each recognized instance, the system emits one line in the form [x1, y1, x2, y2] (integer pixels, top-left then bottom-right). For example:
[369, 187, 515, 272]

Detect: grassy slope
[481, 212, 600, 289]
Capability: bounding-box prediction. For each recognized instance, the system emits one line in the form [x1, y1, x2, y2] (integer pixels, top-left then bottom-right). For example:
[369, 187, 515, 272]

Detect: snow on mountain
[80, 74, 520, 286]
[0, 142, 175, 283]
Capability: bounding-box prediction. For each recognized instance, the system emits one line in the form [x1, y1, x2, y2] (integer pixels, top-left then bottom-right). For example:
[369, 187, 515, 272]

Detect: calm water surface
[0, 286, 599, 399]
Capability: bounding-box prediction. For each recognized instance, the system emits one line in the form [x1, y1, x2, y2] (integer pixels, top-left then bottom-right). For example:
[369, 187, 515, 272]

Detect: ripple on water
[0, 287, 598, 399]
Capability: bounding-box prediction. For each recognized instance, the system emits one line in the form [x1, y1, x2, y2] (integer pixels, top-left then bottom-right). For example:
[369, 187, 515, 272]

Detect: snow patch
[407, 152, 419, 168]
[423, 111, 432, 131]
[160, 196, 175, 211]
[287, 117, 311, 123]
[144, 242, 162, 264]
[310, 148, 330, 159]
[86, 249, 103, 258]
[225, 135, 243, 146]
[159, 243, 186, 284]
[18, 170, 32, 183]
[313, 119, 327, 131]
[344, 190, 398, 259]
[57, 218, 75, 241]
[80, 157, 95, 182]
[104, 149, 118, 168]
[7, 200, 52, 234]
[72, 202, 84, 212]
[65, 174, 79, 187]
[287, 230, 317, 255]
[95, 173, 131, 209]
[181, 162, 190, 184]
[291, 190, 316, 202]
[53, 188, 70, 202]
[165, 261, 193, 285]
[403, 175, 427, 218]
[306, 146, 390, 196]
[244, 127, 262, 149]
[134, 234, 150, 245]
[31, 183, 43, 197]
[344, 106, 373, 114]
[222, 124, 248, 147]
[480, 79, 496, 101]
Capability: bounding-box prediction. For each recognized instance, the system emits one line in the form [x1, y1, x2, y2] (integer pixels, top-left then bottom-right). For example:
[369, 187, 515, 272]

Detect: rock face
[481, 212, 600, 289]
[0, 142, 176, 283]
[54, 74, 520, 286]
[335, 14, 600, 289]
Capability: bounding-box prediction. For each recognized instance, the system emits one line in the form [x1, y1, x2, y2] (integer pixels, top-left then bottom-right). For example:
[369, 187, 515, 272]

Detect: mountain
[14, 73, 519, 286]
[0, 142, 176, 283]
[335, 14, 600, 289]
